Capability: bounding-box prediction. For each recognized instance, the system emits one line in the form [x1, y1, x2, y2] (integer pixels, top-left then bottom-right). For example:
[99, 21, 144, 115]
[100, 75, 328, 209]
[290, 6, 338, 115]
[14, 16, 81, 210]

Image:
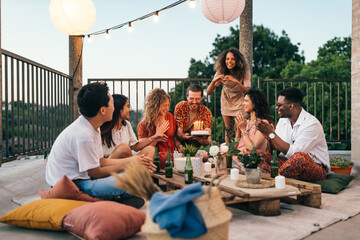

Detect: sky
[1, 0, 352, 107]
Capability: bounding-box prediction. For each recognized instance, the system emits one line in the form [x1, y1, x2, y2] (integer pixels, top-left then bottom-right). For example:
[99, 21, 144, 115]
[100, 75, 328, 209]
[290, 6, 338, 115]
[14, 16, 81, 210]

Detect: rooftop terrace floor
[0, 152, 359, 240]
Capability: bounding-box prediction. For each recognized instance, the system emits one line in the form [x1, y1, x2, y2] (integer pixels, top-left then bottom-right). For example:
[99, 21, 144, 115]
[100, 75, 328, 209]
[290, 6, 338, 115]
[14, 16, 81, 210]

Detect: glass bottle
[226, 155, 232, 168]
[153, 147, 161, 173]
[165, 151, 173, 178]
[184, 154, 193, 184]
[270, 150, 279, 178]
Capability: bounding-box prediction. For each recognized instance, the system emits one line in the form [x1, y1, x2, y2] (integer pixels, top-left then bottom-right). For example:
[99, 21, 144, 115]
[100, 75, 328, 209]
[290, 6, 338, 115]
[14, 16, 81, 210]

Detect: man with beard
[257, 87, 330, 181]
[174, 84, 212, 152]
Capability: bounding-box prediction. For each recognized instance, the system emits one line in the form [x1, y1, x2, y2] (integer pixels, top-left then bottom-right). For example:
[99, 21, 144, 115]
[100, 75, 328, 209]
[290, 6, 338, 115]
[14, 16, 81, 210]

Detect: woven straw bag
[141, 176, 232, 240]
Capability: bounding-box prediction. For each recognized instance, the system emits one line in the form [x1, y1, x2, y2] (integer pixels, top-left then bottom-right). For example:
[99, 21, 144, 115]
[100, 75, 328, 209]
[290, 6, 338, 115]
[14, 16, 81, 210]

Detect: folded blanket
[150, 182, 207, 238]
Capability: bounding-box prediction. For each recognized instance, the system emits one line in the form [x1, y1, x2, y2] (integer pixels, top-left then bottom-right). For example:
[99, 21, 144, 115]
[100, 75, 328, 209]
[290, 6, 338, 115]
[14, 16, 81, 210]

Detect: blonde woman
[138, 88, 177, 169]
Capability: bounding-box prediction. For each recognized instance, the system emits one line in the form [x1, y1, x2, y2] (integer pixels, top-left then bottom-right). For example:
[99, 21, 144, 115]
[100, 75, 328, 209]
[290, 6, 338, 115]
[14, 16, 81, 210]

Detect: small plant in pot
[182, 143, 199, 157]
[330, 157, 354, 175]
[237, 145, 264, 184]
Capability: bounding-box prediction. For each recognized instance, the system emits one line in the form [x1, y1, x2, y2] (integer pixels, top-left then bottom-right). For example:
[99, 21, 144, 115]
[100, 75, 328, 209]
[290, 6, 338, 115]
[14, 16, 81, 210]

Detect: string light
[128, 22, 134, 33]
[153, 11, 159, 22]
[188, 0, 196, 8]
[84, 0, 193, 40]
[87, 35, 93, 43]
[105, 30, 111, 39]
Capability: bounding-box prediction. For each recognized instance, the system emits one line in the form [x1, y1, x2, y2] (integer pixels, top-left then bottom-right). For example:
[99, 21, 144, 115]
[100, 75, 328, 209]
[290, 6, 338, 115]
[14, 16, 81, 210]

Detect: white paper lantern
[200, 0, 246, 24]
[49, 0, 96, 35]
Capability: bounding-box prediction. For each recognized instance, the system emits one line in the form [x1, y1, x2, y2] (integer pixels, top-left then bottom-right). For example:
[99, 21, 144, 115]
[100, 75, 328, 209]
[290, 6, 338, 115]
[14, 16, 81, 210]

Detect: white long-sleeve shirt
[275, 108, 330, 172]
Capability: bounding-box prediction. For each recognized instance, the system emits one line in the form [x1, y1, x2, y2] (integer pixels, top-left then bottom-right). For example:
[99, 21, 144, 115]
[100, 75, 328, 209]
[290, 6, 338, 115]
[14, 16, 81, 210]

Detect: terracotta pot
[330, 165, 353, 175]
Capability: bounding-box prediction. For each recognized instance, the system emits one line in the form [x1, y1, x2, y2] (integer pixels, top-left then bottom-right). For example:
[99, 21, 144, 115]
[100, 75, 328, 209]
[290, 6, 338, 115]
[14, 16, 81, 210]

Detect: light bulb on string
[153, 11, 159, 22]
[128, 22, 134, 33]
[188, 0, 196, 8]
[105, 30, 111, 39]
[87, 35, 93, 43]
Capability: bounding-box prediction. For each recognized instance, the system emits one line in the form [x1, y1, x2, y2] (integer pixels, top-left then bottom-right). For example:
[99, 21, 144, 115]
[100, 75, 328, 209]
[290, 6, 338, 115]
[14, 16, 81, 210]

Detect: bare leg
[223, 115, 234, 143]
[138, 145, 155, 160]
[109, 144, 133, 159]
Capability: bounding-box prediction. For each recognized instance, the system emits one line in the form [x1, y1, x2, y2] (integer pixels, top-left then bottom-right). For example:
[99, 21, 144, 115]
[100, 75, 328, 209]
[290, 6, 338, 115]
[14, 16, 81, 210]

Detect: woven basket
[141, 178, 232, 240]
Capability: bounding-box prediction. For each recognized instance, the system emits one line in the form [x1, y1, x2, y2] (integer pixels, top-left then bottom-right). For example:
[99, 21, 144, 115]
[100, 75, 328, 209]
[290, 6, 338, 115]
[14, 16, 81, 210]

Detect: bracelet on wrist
[241, 131, 248, 137]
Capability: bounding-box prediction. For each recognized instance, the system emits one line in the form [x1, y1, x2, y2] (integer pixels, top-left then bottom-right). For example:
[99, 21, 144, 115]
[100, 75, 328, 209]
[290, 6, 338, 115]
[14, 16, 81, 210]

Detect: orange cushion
[39, 175, 101, 202]
[62, 201, 146, 239]
[0, 199, 90, 230]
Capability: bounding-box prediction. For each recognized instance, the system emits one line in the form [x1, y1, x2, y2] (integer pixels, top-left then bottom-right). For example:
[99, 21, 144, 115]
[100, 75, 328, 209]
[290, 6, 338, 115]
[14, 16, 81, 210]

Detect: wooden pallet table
[152, 169, 321, 216]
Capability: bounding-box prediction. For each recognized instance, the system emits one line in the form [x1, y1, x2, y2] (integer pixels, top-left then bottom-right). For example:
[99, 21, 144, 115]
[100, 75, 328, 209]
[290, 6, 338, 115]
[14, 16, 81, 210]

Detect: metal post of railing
[22, 61, 25, 152]
[5, 56, 8, 156]
[345, 82, 348, 141]
[321, 81, 324, 127]
[329, 82, 332, 140]
[17, 59, 20, 154]
[11, 57, 15, 155]
[337, 82, 340, 140]
[31, 65, 35, 151]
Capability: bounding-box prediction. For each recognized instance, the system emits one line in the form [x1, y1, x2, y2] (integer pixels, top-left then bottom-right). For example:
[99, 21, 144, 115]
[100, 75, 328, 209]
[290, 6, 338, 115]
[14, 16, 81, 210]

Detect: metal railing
[90, 78, 351, 146]
[258, 78, 351, 144]
[1, 49, 73, 163]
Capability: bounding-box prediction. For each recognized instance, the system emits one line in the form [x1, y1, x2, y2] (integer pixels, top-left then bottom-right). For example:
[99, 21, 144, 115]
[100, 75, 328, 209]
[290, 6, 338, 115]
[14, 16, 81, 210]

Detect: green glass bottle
[165, 151, 173, 178]
[153, 147, 161, 173]
[226, 155, 232, 168]
[184, 154, 193, 184]
[270, 150, 279, 178]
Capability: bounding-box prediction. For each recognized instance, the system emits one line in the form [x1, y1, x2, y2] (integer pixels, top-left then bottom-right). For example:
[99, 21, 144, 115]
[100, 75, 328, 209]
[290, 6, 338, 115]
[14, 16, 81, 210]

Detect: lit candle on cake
[200, 121, 203, 129]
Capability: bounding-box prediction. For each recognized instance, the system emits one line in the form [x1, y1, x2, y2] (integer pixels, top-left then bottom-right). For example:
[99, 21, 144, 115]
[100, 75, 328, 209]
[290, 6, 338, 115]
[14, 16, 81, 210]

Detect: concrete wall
[352, 0, 360, 162]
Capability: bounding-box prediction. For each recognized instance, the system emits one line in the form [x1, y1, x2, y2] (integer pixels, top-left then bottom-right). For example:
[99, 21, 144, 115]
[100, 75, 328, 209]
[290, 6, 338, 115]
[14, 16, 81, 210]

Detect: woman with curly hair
[138, 88, 177, 169]
[206, 48, 251, 143]
[101, 94, 167, 167]
[233, 88, 273, 167]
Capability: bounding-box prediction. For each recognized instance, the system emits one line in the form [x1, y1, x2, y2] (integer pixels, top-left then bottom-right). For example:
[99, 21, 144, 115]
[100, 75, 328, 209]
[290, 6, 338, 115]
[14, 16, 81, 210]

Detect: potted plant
[182, 143, 199, 157]
[237, 145, 264, 184]
[330, 157, 354, 175]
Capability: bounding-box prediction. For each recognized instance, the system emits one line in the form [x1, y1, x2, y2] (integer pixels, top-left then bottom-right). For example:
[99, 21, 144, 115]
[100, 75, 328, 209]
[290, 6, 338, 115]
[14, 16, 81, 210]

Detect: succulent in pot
[330, 157, 354, 175]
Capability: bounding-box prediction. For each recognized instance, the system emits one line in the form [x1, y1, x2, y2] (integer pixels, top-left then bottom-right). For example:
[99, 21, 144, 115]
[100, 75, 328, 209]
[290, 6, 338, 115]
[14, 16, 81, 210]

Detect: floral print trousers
[259, 151, 327, 181]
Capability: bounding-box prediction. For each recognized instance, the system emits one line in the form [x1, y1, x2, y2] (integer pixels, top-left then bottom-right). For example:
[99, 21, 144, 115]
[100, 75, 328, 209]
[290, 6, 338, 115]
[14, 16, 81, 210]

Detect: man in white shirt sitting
[46, 82, 155, 208]
[257, 87, 329, 181]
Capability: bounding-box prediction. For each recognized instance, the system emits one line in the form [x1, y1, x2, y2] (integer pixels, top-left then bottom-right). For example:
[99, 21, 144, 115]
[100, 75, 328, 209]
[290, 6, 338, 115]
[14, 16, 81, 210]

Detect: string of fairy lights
[85, 0, 196, 42]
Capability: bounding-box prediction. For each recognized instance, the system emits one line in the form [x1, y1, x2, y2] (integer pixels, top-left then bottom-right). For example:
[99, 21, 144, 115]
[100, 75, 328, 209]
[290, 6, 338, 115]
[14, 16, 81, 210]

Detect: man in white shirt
[46, 82, 155, 208]
[257, 87, 329, 181]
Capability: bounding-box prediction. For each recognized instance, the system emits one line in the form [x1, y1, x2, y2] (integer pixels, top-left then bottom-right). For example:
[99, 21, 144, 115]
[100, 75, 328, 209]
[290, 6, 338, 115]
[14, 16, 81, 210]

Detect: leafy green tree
[253, 26, 304, 80]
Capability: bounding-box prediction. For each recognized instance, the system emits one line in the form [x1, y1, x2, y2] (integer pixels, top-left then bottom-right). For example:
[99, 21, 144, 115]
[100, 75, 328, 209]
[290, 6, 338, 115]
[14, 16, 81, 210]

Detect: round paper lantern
[200, 0, 246, 24]
[49, 0, 96, 35]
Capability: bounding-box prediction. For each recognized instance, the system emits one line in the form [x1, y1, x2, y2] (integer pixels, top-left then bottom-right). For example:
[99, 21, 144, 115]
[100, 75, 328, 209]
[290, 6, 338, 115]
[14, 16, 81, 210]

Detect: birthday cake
[191, 120, 209, 136]
[191, 129, 210, 136]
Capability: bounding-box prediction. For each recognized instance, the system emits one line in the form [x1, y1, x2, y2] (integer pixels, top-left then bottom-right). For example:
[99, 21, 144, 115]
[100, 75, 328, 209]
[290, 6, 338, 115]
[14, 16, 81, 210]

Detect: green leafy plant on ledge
[330, 157, 354, 169]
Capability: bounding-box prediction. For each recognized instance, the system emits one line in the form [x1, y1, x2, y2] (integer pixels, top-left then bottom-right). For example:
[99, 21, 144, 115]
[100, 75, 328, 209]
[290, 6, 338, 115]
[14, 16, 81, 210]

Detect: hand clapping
[235, 112, 247, 132]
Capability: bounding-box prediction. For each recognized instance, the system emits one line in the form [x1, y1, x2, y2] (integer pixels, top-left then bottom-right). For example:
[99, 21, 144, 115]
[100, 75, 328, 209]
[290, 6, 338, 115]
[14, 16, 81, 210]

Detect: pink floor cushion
[62, 201, 146, 240]
[39, 175, 101, 202]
